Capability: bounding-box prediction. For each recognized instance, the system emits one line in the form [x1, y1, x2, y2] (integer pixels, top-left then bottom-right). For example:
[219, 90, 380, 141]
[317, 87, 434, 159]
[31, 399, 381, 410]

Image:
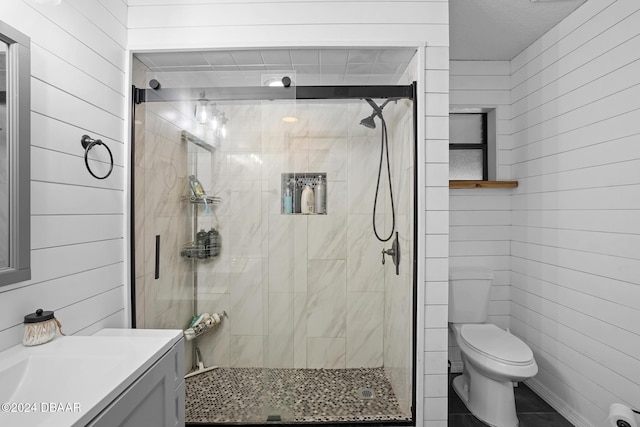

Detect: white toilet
[449, 267, 538, 427]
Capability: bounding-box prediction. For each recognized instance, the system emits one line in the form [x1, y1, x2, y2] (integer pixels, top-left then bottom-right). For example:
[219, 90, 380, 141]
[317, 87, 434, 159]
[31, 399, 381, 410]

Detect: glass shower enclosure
[132, 57, 416, 425]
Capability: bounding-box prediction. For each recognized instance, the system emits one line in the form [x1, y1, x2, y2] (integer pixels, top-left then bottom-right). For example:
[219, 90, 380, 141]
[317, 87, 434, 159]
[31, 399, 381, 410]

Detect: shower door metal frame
[133, 84, 414, 104]
[129, 81, 419, 427]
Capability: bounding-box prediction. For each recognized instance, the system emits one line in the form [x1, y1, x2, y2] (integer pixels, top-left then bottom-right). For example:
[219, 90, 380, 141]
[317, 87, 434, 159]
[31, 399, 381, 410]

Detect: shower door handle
[155, 235, 160, 279]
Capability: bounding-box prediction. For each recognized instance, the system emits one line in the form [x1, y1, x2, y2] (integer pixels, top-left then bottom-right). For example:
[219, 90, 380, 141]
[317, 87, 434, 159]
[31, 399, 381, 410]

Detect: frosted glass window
[450, 114, 483, 144]
[450, 149, 483, 180]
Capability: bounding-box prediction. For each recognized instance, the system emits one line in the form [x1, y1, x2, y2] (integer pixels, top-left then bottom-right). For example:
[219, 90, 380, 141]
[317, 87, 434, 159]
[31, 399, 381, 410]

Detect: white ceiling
[135, 0, 588, 87]
[450, 0, 587, 61]
[136, 48, 417, 87]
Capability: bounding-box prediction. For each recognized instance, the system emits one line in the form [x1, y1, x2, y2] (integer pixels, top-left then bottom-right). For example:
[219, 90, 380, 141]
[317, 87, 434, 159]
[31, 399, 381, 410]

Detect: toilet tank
[448, 267, 493, 323]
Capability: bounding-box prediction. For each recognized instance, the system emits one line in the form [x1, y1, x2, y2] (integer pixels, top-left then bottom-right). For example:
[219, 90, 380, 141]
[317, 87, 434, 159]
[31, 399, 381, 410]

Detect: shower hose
[372, 114, 396, 243]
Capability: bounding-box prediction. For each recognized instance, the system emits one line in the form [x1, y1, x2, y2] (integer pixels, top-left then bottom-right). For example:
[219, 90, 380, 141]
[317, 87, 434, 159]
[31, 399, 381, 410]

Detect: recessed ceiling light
[282, 116, 298, 123]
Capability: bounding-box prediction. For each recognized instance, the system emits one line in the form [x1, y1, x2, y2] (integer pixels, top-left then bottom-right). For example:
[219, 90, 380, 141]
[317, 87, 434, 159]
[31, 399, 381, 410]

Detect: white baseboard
[524, 377, 592, 427]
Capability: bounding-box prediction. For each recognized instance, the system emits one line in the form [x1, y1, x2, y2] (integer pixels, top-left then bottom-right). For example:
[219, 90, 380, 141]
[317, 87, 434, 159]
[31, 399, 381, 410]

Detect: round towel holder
[81, 134, 113, 180]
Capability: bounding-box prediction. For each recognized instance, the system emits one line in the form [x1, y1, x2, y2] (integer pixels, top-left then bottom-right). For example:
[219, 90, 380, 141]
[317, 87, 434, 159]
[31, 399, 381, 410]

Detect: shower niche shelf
[281, 172, 327, 215]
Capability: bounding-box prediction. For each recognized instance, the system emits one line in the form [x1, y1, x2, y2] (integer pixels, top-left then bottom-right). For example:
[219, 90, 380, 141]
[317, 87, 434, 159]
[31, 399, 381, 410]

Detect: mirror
[0, 21, 30, 287]
[1, 41, 7, 270]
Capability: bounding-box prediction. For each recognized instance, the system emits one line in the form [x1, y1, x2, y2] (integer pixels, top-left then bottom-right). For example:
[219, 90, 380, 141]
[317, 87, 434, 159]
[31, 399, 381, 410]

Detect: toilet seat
[460, 324, 533, 366]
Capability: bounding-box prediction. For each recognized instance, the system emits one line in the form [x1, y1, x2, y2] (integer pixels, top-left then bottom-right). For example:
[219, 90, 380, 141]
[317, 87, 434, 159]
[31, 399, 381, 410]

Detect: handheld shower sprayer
[359, 98, 397, 129]
[359, 98, 398, 244]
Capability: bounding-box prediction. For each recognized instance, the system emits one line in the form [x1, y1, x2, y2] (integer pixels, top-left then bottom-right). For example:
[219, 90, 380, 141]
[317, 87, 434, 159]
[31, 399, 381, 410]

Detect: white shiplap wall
[128, 2, 450, 425]
[0, 0, 127, 352]
[510, 1, 640, 426]
[448, 61, 512, 370]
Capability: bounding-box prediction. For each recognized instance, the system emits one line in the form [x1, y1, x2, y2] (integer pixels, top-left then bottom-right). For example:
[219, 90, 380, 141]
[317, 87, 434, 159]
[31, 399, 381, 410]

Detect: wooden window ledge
[449, 180, 518, 189]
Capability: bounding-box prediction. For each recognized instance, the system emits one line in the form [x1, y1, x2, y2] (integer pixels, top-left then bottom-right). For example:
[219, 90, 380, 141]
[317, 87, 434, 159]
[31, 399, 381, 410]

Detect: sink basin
[0, 330, 182, 427]
[0, 357, 29, 402]
[0, 353, 127, 426]
[0, 354, 127, 402]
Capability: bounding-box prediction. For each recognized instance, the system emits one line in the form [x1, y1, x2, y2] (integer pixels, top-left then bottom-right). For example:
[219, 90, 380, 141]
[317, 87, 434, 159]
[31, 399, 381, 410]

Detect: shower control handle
[381, 248, 390, 265]
[382, 247, 395, 260]
[381, 232, 400, 276]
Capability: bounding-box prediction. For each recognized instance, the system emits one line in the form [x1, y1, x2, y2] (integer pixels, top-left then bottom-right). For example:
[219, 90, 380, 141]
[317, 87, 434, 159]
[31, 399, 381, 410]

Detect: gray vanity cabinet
[88, 337, 185, 427]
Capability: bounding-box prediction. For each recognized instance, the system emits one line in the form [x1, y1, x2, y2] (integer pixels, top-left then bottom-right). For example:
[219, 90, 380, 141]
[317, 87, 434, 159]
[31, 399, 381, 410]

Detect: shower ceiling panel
[135, 48, 417, 87]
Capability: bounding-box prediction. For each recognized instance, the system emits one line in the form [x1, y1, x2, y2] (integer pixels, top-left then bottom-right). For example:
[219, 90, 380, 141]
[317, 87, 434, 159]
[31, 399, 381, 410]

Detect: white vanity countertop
[0, 328, 182, 427]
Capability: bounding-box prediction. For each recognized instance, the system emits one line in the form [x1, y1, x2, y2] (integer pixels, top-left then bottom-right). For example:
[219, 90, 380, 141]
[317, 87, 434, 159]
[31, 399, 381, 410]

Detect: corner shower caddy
[180, 195, 222, 259]
[180, 131, 224, 372]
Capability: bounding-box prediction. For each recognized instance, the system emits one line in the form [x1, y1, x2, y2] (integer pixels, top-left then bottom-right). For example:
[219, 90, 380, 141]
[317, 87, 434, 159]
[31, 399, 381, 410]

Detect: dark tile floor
[448, 375, 574, 426]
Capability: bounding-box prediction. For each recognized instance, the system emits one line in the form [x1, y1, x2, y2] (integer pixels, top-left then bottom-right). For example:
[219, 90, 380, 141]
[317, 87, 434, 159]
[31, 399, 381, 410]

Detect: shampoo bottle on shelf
[301, 184, 315, 214]
[207, 228, 220, 257]
[293, 179, 302, 213]
[314, 175, 326, 214]
[283, 182, 293, 214]
[196, 229, 207, 259]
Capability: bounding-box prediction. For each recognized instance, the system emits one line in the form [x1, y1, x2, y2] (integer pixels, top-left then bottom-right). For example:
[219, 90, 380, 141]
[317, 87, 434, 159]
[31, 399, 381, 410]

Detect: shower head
[360, 114, 377, 129]
[359, 98, 398, 128]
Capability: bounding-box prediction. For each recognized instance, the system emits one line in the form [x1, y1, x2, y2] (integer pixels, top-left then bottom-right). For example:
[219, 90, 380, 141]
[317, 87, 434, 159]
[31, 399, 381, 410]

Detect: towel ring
[81, 134, 113, 180]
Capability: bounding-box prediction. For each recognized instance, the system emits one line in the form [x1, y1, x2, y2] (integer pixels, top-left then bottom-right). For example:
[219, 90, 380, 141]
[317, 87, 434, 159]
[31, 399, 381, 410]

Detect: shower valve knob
[381, 232, 400, 275]
[381, 247, 395, 265]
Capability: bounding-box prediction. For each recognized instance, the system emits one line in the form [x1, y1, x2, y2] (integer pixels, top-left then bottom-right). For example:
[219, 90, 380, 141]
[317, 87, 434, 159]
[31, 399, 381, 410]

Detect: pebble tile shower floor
[185, 367, 412, 424]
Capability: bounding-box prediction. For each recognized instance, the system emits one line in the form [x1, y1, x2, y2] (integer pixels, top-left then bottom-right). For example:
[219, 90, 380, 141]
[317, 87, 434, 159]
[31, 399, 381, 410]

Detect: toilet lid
[460, 324, 533, 365]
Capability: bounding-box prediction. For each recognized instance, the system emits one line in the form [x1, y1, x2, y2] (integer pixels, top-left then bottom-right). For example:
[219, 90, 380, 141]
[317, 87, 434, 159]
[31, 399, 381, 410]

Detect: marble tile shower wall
[193, 100, 413, 370]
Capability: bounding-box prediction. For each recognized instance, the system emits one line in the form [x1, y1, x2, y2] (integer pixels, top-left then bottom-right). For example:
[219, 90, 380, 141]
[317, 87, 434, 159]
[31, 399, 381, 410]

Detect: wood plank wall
[448, 60, 512, 370]
[509, 1, 640, 425]
[0, 0, 127, 352]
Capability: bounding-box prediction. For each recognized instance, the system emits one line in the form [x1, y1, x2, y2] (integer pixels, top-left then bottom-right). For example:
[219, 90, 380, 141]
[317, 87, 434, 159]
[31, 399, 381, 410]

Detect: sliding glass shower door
[132, 52, 416, 424]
